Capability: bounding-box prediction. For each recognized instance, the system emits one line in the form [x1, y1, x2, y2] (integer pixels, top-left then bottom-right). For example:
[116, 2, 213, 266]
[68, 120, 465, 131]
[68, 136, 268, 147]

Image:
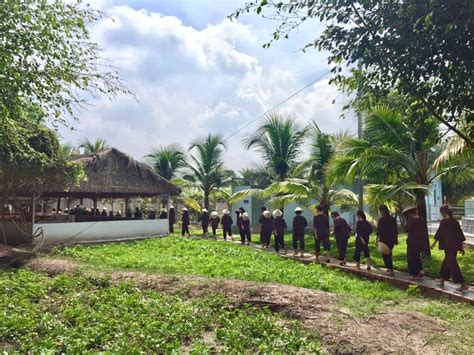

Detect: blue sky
[59, 0, 356, 171]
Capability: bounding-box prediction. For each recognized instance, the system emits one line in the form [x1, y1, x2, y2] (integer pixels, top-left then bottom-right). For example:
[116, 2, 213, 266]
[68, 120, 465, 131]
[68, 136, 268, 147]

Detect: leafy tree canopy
[0, 0, 129, 125]
[232, 0, 474, 145]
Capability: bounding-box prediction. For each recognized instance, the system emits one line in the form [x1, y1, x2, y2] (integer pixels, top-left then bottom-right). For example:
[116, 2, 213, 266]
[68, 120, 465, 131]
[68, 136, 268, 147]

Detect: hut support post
[56, 198, 61, 211]
[93, 196, 97, 211]
[32, 193, 36, 226]
[125, 198, 129, 215]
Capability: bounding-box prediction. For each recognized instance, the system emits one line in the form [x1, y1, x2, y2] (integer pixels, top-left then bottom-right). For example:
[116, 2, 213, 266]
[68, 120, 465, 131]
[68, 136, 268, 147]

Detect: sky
[58, 0, 357, 172]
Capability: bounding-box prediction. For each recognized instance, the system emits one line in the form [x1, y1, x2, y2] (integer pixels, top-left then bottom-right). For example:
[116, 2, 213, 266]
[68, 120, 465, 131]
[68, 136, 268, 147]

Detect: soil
[26, 258, 450, 354]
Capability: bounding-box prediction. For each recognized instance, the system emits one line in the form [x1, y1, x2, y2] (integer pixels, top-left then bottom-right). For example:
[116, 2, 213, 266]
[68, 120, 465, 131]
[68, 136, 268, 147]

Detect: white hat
[182, 207, 188, 211]
[102, 207, 107, 210]
[241, 212, 249, 221]
[169, 206, 174, 209]
[294, 207, 303, 212]
[273, 209, 282, 217]
[263, 210, 272, 218]
[210, 211, 219, 218]
[222, 209, 230, 215]
[202, 208, 208, 213]
[161, 208, 167, 212]
[377, 242, 391, 255]
[402, 206, 417, 215]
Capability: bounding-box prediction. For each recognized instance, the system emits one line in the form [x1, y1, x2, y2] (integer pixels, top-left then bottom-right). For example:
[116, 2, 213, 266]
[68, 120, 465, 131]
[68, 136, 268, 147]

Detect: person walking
[292, 207, 307, 257]
[431, 205, 468, 291]
[221, 209, 234, 241]
[258, 206, 268, 245]
[353, 210, 373, 270]
[403, 206, 425, 280]
[210, 210, 220, 239]
[241, 211, 252, 245]
[198, 208, 209, 237]
[273, 209, 287, 254]
[313, 205, 331, 263]
[168, 206, 176, 233]
[181, 207, 190, 237]
[236, 207, 245, 242]
[260, 210, 274, 248]
[375, 205, 398, 276]
[331, 211, 351, 265]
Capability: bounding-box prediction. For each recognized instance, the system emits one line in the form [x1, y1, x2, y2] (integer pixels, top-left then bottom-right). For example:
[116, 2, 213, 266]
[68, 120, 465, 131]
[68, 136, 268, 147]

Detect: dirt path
[25, 257, 453, 354]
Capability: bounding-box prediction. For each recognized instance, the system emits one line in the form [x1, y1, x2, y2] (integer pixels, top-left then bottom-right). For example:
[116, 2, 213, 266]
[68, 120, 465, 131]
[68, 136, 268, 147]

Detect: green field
[1, 235, 473, 353]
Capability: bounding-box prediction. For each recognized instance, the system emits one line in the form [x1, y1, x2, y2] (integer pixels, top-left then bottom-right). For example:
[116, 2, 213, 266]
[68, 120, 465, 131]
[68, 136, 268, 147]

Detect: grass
[246, 231, 474, 283]
[0, 269, 320, 353]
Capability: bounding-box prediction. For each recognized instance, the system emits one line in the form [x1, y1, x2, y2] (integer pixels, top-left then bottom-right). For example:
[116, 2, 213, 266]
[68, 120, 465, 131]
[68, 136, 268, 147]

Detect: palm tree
[328, 105, 465, 223]
[145, 144, 186, 180]
[229, 113, 308, 210]
[61, 143, 80, 157]
[79, 137, 109, 154]
[184, 134, 229, 210]
[235, 166, 273, 189]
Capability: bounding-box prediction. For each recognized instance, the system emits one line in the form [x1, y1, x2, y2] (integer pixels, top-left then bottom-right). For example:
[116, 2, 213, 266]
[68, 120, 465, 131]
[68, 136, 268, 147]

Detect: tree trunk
[204, 189, 210, 210]
[415, 189, 431, 257]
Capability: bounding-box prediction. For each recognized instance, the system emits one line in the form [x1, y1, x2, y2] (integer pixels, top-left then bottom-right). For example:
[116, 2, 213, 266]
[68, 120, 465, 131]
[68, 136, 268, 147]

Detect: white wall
[34, 219, 169, 245]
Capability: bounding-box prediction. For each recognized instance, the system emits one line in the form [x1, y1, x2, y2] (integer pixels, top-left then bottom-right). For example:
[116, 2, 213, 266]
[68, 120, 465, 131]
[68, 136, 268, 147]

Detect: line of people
[177, 204, 468, 292]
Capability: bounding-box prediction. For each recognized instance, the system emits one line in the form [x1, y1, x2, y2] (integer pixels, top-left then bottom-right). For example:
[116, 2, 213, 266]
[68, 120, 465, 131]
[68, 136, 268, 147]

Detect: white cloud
[59, 2, 355, 172]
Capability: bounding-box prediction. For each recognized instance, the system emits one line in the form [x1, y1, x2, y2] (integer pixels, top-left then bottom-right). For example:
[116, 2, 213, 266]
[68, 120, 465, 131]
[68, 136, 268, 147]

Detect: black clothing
[241, 219, 251, 243]
[376, 214, 398, 269]
[210, 216, 220, 236]
[333, 217, 351, 261]
[275, 233, 286, 252]
[315, 237, 330, 253]
[134, 209, 143, 219]
[292, 215, 307, 250]
[353, 220, 373, 262]
[313, 214, 330, 238]
[435, 218, 466, 283]
[182, 212, 190, 236]
[159, 212, 168, 219]
[261, 217, 274, 246]
[405, 216, 426, 276]
[198, 213, 209, 234]
[382, 252, 393, 270]
[221, 214, 233, 239]
[274, 217, 287, 235]
[169, 209, 176, 232]
[101, 211, 107, 217]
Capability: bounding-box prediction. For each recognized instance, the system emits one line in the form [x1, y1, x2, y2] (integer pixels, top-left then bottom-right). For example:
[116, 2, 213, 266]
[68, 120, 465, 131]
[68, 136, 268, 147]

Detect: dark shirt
[182, 212, 190, 227]
[221, 214, 233, 228]
[242, 219, 251, 231]
[198, 213, 209, 227]
[376, 215, 398, 247]
[356, 220, 373, 242]
[210, 216, 221, 228]
[235, 211, 242, 227]
[134, 210, 142, 219]
[405, 216, 428, 251]
[313, 214, 330, 238]
[333, 217, 351, 239]
[293, 215, 308, 235]
[274, 217, 287, 235]
[435, 217, 465, 253]
[169, 209, 176, 224]
[159, 212, 167, 219]
[261, 216, 274, 232]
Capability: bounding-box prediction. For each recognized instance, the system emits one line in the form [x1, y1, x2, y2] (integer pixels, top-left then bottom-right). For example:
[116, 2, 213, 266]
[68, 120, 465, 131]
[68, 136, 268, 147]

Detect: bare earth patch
[27, 257, 449, 354]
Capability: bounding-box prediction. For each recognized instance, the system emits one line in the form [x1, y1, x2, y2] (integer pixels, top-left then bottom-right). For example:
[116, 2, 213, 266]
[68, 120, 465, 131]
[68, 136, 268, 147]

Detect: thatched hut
[2, 148, 181, 246]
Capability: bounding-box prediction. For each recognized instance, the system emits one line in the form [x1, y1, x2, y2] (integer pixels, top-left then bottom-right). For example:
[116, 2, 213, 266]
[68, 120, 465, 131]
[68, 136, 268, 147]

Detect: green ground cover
[244, 231, 474, 283]
[0, 269, 320, 353]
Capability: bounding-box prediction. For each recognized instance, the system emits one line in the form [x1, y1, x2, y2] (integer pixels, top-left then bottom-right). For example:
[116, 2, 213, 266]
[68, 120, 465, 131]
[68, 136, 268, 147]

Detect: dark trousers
[182, 225, 189, 236]
[407, 247, 423, 276]
[353, 237, 370, 262]
[261, 230, 272, 246]
[223, 227, 232, 240]
[169, 223, 174, 233]
[315, 236, 330, 253]
[202, 225, 208, 235]
[241, 228, 251, 243]
[336, 236, 348, 261]
[440, 251, 464, 283]
[292, 232, 305, 250]
[275, 233, 285, 252]
[211, 225, 218, 236]
[382, 252, 393, 270]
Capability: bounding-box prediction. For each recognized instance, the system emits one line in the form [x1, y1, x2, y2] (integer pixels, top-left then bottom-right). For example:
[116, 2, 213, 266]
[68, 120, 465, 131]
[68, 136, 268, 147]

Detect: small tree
[145, 144, 187, 180]
[79, 138, 109, 154]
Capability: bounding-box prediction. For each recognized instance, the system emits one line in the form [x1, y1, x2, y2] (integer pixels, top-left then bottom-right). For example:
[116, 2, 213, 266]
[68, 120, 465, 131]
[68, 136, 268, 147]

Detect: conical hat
[210, 211, 219, 218]
[202, 208, 208, 213]
[402, 206, 417, 215]
[377, 242, 391, 255]
[182, 207, 188, 211]
[294, 207, 303, 212]
[273, 209, 282, 217]
[241, 212, 249, 221]
[222, 209, 230, 215]
[263, 210, 272, 218]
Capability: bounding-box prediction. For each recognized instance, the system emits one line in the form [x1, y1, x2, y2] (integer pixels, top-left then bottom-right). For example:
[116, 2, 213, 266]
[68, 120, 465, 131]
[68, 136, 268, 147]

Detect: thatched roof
[45, 148, 181, 198]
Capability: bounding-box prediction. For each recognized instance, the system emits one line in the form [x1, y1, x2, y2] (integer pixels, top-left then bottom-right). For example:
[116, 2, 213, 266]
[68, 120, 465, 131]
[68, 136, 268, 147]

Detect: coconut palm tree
[61, 143, 80, 157]
[328, 105, 466, 223]
[145, 144, 186, 180]
[229, 113, 308, 210]
[184, 134, 229, 210]
[79, 137, 109, 154]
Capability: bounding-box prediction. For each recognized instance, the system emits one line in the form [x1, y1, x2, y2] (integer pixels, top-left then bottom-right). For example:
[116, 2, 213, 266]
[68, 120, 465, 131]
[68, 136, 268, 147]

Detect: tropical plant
[61, 143, 80, 157]
[79, 138, 109, 154]
[145, 144, 186, 180]
[235, 166, 273, 189]
[328, 105, 467, 223]
[184, 134, 229, 210]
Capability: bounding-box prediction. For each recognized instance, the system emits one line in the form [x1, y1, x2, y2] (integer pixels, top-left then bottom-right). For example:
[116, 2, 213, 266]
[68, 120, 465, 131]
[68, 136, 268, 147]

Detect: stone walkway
[219, 238, 474, 305]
